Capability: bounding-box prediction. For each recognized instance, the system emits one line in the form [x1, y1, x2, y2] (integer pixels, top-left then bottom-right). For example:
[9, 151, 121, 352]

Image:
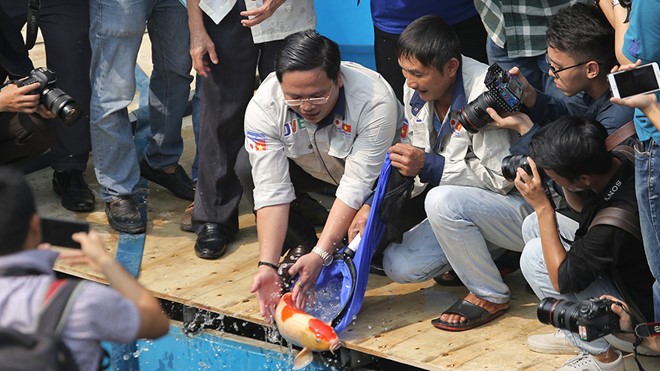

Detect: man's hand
[250, 266, 282, 322]
[514, 157, 552, 211]
[58, 231, 114, 272]
[610, 60, 659, 111]
[508, 67, 537, 109]
[35, 104, 56, 119]
[240, 0, 286, 28]
[348, 204, 370, 243]
[388, 143, 425, 177]
[288, 252, 323, 309]
[486, 108, 533, 136]
[0, 82, 40, 113]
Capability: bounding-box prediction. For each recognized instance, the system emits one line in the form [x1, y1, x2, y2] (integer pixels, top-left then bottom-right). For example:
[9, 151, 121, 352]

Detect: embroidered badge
[247, 131, 267, 151]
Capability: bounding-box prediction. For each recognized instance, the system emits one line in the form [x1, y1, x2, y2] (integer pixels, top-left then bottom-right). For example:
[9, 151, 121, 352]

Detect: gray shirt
[0, 250, 141, 371]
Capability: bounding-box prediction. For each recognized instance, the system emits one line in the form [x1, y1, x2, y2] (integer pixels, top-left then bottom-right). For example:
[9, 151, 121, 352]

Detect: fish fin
[293, 347, 313, 370]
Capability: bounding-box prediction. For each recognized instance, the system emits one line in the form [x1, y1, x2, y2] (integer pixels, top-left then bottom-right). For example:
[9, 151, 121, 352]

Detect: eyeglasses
[545, 54, 590, 79]
[284, 85, 334, 107]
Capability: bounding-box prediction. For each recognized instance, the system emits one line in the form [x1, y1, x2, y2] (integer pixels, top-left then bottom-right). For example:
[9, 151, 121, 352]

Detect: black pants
[0, 112, 56, 166]
[192, 1, 283, 237]
[235, 147, 328, 251]
[0, 0, 91, 172]
[374, 15, 488, 102]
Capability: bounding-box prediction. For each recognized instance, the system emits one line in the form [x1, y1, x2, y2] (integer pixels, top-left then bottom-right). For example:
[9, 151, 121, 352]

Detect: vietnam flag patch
[247, 131, 267, 151]
[341, 123, 352, 133]
[401, 121, 409, 139]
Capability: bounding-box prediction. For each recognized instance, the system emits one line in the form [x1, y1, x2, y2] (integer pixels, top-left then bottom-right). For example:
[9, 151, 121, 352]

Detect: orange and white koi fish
[275, 292, 343, 370]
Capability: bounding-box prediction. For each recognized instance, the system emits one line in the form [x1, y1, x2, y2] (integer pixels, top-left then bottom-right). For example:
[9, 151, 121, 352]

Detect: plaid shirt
[474, 0, 589, 58]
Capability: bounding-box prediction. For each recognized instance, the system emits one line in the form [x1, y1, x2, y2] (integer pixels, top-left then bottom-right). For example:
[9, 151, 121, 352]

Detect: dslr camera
[537, 297, 620, 341]
[15, 67, 83, 125]
[454, 63, 525, 133]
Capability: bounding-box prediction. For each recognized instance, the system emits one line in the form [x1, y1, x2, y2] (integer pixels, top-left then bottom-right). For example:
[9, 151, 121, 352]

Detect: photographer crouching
[0, 8, 58, 166]
[516, 116, 654, 370]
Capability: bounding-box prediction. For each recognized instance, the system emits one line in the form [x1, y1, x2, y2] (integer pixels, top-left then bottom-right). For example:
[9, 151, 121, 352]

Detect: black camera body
[16, 67, 82, 125]
[538, 297, 620, 342]
[454, 63, 525, 133]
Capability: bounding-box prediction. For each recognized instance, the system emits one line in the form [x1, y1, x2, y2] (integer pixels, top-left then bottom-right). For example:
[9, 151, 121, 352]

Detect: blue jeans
[636, 138, 660, 321]
[89, 0, 192, 200]
[521, 212, 621, 355]
[384, 185, 533, 304]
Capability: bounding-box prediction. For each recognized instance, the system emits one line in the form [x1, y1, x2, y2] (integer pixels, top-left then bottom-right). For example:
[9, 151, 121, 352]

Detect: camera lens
[537, 298, 580, 333]
[41, 88, 83, 125]
[456, 92, 498, 134]
[501, 154, 531, 181]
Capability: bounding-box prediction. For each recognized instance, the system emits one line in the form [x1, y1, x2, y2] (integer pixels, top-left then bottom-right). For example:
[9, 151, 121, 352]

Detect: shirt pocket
[327, 127, 354, 159]
[283, 129, 314, 159]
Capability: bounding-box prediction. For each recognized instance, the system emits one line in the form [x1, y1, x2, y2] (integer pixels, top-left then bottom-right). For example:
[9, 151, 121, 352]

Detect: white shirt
[199, 0, 316, 43]
[404, 56, 518, 195]
[245, 62, 403, 210]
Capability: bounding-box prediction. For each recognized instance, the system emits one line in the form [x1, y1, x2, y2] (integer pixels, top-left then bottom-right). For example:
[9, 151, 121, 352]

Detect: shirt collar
[0, 249, 58, 275]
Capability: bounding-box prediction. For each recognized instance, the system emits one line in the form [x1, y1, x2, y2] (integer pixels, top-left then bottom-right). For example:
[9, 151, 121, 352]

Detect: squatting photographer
[0, 8, 56, 166]
[515, 116, 654, 370]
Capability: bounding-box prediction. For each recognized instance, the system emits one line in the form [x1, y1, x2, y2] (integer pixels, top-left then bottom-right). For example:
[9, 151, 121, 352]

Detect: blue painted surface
[314, 0, 376, 70]
[106, 325, 333, 371]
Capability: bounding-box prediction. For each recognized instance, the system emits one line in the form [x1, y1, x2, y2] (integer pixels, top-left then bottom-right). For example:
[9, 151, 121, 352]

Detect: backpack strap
[36, 279, 83, 336]
[605, 120, 636, 151]
[588, 206, 642, 243]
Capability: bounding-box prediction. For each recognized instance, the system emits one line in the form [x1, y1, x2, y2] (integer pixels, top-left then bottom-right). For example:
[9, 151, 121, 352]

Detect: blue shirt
[622, 0, 660, 144]
[371, 0, 478, 34]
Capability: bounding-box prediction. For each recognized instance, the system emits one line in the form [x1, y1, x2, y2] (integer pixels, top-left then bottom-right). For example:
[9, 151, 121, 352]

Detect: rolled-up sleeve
[335, 96, 400, 209]
[244, 100, 296, 210]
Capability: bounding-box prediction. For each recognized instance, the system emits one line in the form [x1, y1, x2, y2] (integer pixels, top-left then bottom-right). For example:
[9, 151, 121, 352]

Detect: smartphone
[40, 217, 89, 249]
[608, 62, 660, 99]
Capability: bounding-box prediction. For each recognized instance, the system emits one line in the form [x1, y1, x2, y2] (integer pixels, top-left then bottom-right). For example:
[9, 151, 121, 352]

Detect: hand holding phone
[608, 62, 660, 99]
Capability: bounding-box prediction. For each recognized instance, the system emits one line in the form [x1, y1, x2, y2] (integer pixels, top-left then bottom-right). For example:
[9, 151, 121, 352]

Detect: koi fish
[275, 292, 343, 370]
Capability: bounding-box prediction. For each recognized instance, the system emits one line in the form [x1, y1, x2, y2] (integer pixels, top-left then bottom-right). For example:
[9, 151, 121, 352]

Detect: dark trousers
[0, 112, 56, 166]
[374, 14, 488, 102]
[192, 1, 283, 237]
[236, 147, 327, 251]
[0, 0, 91, 172]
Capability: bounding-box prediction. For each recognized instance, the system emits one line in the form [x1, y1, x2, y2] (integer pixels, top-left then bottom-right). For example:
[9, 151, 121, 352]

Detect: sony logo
[604, 180, 623, 202]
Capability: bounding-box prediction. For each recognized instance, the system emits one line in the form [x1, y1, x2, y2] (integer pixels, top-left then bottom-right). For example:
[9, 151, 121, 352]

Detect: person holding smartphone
[610, 60, 660, 327]
[0, 167, 169, 370]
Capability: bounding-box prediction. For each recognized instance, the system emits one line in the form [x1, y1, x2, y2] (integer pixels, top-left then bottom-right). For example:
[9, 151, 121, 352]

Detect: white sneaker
[528, 330, 579, 355]
[557, 351, 625, 371]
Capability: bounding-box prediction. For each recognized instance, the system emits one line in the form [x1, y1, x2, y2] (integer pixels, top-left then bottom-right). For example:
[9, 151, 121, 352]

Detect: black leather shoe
[290, 194, 329, 226]
[105, 196, 145, 234]
[139, 159, 195, 200]
[52, 170, 95, 212]
[195, 223, 228, 259]
[278, 245, 310, 292]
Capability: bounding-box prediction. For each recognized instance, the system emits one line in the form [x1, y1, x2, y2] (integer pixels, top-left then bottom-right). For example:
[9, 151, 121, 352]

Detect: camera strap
[635, 322, 660, 338]
[25, 0, 41, 50]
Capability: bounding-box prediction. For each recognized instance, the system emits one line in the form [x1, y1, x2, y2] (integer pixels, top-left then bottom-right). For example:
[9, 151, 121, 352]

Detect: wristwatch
[311, 246, 334, 267]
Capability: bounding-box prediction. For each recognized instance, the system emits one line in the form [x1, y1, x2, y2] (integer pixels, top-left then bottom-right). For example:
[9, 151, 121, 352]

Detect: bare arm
[251, 204, 290, 321]
[187, 0, 217, 77]
[596, 0, 633, 65]
[514, 159, 565, 291]
[69, 231, 169, 339]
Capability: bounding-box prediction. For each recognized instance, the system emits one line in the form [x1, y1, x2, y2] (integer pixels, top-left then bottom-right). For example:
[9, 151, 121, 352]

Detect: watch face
[324, 254, 334, 267]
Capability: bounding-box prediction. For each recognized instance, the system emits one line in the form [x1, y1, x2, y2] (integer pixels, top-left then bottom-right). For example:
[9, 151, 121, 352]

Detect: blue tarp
[315, 155, 392, 333]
